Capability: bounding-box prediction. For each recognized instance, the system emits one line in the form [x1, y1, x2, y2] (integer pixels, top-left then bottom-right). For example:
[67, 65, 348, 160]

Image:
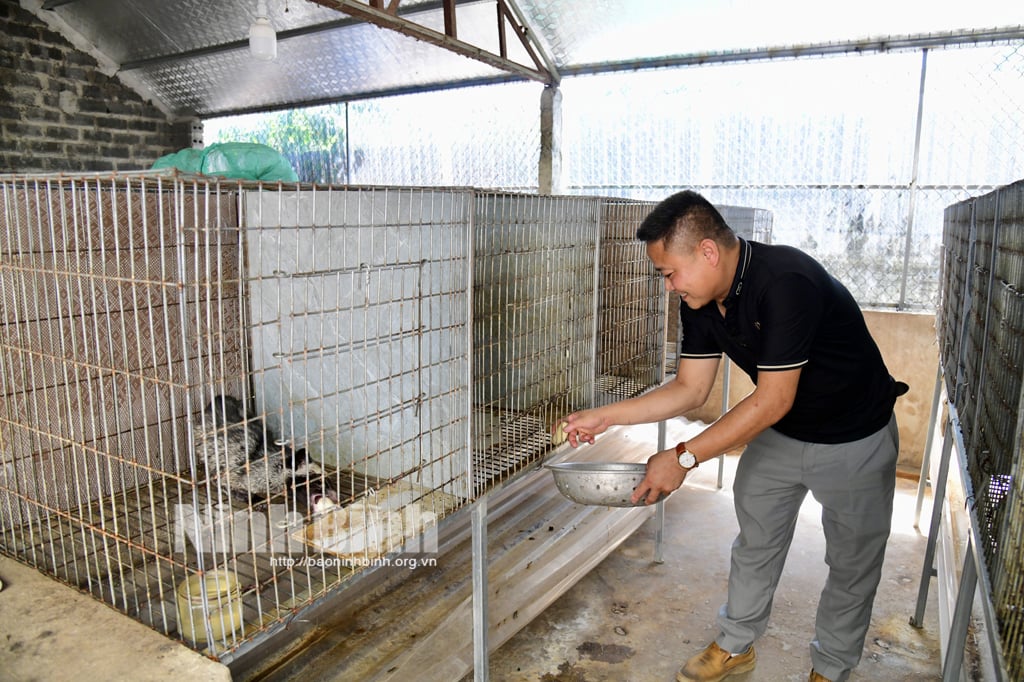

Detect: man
[559, 191, 906, 682]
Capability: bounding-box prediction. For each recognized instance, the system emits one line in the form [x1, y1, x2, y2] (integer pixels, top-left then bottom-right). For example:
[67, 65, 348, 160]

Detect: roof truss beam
[309, 0, 558, 85]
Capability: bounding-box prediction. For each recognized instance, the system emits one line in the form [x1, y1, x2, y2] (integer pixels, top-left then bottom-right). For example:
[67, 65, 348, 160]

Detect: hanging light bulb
[249, 0, 277, 61]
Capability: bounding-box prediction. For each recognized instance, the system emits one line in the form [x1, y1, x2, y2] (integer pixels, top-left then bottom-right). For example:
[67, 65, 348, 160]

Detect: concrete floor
[484, 454, 942, 682]
[0, 555, 230, 682]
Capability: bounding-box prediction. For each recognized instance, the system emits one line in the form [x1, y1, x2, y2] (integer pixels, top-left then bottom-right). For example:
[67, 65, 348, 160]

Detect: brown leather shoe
[809, 671, 831, 682]
[676, 641, 756, 682]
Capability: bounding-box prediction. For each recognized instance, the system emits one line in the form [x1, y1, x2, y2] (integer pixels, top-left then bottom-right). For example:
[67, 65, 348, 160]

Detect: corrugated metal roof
[24, 0, 1024, 120]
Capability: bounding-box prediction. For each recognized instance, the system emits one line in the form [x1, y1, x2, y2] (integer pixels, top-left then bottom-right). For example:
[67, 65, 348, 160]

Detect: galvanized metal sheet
[30, 0, 1024, 118]
[44, 0, 508, 116]
[134, 20, 503, 116]
[52, 0, 341, 63]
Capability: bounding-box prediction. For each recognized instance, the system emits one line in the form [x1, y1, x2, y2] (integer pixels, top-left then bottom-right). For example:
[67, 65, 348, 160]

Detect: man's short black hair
[636, 190, 735, 248]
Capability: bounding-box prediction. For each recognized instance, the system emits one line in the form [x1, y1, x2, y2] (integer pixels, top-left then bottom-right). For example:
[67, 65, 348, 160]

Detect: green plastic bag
[152, 142, 299, 182]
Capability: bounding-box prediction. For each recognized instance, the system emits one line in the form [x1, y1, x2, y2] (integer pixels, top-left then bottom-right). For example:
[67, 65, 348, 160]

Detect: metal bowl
[545, 461, 665, 507]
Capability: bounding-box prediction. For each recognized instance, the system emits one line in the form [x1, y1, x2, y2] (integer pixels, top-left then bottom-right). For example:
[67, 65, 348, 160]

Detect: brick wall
[0, 0, 194, 173]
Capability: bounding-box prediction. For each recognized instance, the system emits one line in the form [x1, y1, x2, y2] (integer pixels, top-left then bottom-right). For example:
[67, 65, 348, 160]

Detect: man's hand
[631, 448, 689, 505]
[556, 410, 613, 447]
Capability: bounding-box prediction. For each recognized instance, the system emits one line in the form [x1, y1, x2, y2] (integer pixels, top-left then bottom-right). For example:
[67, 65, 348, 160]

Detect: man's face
[646, 238, 717, 310]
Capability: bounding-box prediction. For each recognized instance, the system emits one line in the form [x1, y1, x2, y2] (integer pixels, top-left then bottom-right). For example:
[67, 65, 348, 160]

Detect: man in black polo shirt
[559, 191, 904, 682]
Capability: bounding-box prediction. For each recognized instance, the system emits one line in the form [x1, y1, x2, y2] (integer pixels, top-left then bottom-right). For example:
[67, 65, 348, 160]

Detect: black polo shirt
[678, 238, 898, 444]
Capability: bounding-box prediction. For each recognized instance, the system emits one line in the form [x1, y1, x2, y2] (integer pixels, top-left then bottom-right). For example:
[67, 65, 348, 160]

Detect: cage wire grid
[594, 200, 664, 406]
[940, 179, 1024, 679]
[471, 191, 600, 494]
[0, 172, 670, 659]
[0, 173, 479, 656]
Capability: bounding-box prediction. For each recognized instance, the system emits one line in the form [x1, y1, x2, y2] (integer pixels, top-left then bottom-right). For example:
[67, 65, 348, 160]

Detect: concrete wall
[0, 0, 193, 172]
[687, 310, 938, 475]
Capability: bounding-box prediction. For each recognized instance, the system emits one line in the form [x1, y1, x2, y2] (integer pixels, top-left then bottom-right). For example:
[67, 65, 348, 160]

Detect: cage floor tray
[294, 480, 459, 560]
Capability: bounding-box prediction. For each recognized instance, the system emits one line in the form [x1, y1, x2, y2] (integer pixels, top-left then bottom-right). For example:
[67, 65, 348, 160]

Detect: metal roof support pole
[900, 49, 929, 309]
[539, 86, 562, 195]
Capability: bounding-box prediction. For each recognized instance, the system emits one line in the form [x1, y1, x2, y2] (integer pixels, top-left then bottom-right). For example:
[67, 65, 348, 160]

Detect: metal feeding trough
[545, 461, 668, 507]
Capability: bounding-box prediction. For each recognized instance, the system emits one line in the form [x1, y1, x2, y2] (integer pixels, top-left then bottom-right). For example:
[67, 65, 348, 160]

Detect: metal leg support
[911, 418, 954, 628]
[653, 500, 666, 564]
[942, 537, 978, 682]
[473, 497, 489, 682]
[655, 420, 666, 563]
[717, 361, 730, 489]
[915, 366, 943, 528]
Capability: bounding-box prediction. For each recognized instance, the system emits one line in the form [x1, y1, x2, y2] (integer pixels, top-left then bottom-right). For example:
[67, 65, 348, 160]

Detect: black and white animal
[194, 395, 335, 511]
[193, 395, 264, 478]
[290, 462, 340, 515]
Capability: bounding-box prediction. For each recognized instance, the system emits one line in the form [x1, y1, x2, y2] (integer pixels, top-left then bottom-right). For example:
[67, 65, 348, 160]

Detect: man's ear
[701, 238, 720, 266]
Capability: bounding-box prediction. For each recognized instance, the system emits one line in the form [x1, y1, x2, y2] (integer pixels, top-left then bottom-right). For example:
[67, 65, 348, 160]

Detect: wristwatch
[675, 441, 699, 470]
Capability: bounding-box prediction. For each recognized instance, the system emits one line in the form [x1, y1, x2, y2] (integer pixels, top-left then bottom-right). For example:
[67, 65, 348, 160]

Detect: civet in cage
[192, 395, 338, 514]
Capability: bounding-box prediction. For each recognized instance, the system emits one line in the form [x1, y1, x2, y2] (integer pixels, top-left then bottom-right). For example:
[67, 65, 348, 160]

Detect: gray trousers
[715, 414, 899, 682]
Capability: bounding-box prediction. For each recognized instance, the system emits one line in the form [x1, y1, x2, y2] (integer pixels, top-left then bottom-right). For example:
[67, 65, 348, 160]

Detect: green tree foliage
[213, 105, 348, 184]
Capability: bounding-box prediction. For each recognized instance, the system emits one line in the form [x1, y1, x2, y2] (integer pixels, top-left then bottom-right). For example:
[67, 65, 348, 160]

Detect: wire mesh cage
[469, 193, 670, 493]
[471, 192, 600, 494]
[0, 172, 476, 659]
[0, 171, 682, 662]
[594, 199, 663, 406]
[938, 199, 973, 393]
[939, 178, 1024, 679]
[242, 185, 474, 502]
[956, 190, 1000, 455]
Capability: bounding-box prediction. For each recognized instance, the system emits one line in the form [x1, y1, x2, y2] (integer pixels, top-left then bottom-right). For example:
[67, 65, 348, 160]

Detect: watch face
[678, 451, 696, 469]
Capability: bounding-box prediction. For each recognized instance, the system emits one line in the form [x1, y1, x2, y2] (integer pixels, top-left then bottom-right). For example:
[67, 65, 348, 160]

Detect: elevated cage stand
[911, 395, 1011, 681]
[910, 179, 1024, 681]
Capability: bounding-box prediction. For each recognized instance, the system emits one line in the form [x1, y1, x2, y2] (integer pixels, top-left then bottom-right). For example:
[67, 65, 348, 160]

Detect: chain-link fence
[206, 41, 1024, 311]
[205, 82, 544, 191]
[563, 43, 1024, 310]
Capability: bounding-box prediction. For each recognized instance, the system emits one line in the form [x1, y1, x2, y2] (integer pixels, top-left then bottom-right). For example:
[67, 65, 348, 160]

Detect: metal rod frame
[654, 420, 666, 564]
[910, 379, 1010, 679]
[913, 365, 943, 529]
[472, 497, 488, 681]
[717, 360, 730, 489]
